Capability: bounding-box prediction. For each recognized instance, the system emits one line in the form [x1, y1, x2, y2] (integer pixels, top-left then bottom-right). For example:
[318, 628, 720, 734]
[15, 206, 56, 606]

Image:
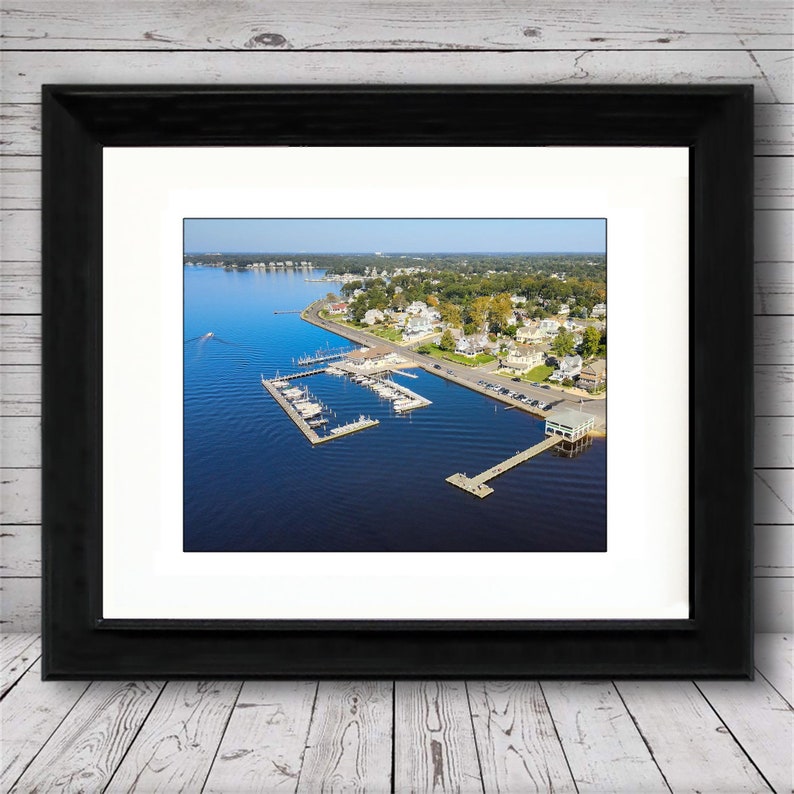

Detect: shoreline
[301, 300, 607, 435]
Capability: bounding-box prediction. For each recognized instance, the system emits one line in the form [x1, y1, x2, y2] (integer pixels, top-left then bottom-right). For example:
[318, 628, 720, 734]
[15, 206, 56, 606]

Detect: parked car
[433, 364, 442, 369]
[446, 369, 454, 374]
[511, 377, 521, 382]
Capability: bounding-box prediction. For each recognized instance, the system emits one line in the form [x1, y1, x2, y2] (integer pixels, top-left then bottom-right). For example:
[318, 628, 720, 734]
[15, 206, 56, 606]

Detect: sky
[184, 218, 605, 255]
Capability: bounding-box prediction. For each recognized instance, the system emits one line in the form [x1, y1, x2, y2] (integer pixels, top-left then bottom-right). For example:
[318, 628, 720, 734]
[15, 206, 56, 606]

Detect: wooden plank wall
[1, 1, 792, 632]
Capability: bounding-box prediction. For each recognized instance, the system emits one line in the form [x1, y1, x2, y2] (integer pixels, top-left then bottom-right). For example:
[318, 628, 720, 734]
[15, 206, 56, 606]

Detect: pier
[296, 346, 360, 366]
[261, 375, 379, 445]
[273, 309, 303, 314]
[446, 436, 564, 498]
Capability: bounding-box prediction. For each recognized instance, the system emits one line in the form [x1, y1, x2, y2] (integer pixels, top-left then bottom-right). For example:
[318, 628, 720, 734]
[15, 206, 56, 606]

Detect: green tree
[469, 296, 491, 329]
[349, 294, 368, 323]
[580, 326, 601, 359]
[488, 292, 513, 331]
[440, 302, 462, 328]
[438, 329, 456, 351]
[341, 280, 362, 297]
[552, 327, 575, 357]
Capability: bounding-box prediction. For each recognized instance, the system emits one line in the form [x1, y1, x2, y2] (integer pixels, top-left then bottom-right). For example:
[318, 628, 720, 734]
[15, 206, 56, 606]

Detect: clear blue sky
[184, 218, 605, 254]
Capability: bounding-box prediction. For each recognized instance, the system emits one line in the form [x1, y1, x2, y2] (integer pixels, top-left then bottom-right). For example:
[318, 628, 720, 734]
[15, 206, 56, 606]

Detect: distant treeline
[184, 252, 606, 281]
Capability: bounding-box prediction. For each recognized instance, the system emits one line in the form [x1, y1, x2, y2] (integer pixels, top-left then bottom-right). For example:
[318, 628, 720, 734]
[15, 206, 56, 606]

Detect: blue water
[184, 267, 606, 552]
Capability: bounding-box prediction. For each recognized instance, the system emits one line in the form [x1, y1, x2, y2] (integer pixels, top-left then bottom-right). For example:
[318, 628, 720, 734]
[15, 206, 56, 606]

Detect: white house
[516, 323, 545, 344]
[501, 344, 544, 375]
[549, 354, 583, 382]
[403, 315, 433, 339]
[362, 309, 385, 325]
[538, 319, 561, 336]
[591, 303, 607, 317]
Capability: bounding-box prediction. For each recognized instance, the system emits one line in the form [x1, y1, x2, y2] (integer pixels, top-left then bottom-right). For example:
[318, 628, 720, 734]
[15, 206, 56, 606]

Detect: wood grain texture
[394, 681, 483, 793]
[755, 103, 794, 156]
[9, 681, 163, 793]
[755, 525, 794, 577]
[203, 680, 318, 794]
[0, 577, 39, 632]
[0, 264, 40, 314]
[1, 2, 792, 51]
[105, 680, 241, 793]
[696, 675, 793, 794]
[0, 525, 40, 576]
[755, 365, 794, 415]
[755, 156, 794, 210]
[1, 658, 90, 792]
[0, 416, 39, 467]
[755, 416, 794, 468]
[467, 680, 576, 793]
[754, 633, 792, 706]
[754, 262, 794, 316]
[0, 468, 40, 523]
[297, 681, 393, 793]
[0, 315, 40, 365]
[755, 469, 793, 524]
[755, 315, 794, 366]
[0, 365, 40, 415]
[756, 208, 793, 263]
[615, 681, 771, 793]
[0, 631, 39, 697]
[541, 681, 668, 792]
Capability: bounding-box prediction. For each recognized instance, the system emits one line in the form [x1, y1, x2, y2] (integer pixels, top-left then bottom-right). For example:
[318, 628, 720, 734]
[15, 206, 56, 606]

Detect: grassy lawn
[370, 326, 403, 342]
[419, 346, 495, 367]
[521, 364, 554, 382]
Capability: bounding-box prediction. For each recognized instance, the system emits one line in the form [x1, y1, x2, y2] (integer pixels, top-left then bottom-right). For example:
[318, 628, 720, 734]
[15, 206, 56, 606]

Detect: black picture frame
[42, 85, 754, 679]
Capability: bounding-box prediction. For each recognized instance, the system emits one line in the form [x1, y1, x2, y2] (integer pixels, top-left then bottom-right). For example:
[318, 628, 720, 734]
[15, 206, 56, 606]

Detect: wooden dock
[262, 377, 378, 445]
[446, 435, 564, 498]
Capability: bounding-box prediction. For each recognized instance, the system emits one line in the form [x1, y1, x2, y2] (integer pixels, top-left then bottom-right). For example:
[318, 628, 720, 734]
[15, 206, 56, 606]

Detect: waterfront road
[302, 301, 606, 430]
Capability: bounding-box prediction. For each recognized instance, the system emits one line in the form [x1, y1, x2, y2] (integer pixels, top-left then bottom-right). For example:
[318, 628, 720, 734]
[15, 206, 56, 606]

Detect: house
[406, 300, 428, 315]
[558, 303, 570, 315]
[403, 315, 433, 339]
[362, 309, 385, 325]
[549, 354, 583, 382]
[538, 319, 560, 336]
[578, 359, 607, 391]
[516, 323, 545, 344]
[591, 303, 607, 317]
[545, 408, 596, 441]
[326, 302, 348, 315]
[501, 344, 544, 375]
[455, 334, 487, 356]
[345, 345, 393, 368]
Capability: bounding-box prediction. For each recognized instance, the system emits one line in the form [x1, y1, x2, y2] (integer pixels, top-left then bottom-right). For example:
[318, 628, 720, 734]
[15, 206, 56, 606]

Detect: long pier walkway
[446, 435, 564, 498]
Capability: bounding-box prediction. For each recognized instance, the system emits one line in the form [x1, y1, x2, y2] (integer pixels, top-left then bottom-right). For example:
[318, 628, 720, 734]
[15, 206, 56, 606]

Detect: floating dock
[446, 435, 564, 498]
[296, 346, 360, 366]
[261, 376, 378, 445]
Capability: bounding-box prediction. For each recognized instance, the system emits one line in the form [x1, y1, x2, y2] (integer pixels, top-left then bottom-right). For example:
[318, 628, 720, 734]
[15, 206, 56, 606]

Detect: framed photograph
[42, 85, 754, 678]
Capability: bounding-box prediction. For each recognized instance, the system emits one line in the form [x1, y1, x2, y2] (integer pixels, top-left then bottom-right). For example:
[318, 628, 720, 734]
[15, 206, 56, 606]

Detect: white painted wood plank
[756, 208, 793, 263]
[0, 210, 38, 263]
[755, 262, 794, 315]
[0, 365, 40, 416]
[756, 525, 793, 577]
[0, 577, 39, 632]
[541, 680, 668, 792]
[755, 365, 794, 416]
[752, 51, 794, 107]
[297, 681, 393, 793]
[203, 680, 317, 794]
[106, 680, 241, 793]
[1, 2, 792, 51]
[0, 658, 90, 792]
[10, 679, 163, 794]
[0, 263, 41, 314]
[2, 101, 791, 160]
[696, 676, 793, 794]
[755, 156, 794, 210]
[0, 525, 40, 576]
[755, 633, 793, 706]
[615, 680, 771, 793]
[755, 470, 793, 524]
[394, 680, 483, 793]
[0, 416, 39, 468]
[755, 416, 794, 468]
[0, 468, 40, 524]
[755, 103, 794, 157]
[0, 316, 40, 365]
[0, 157, 40, 211]
[0, 631, 39, 697]
[467, 680, 576, 793]
[755, 577, 794, 633]
[755, 315, 794, 366]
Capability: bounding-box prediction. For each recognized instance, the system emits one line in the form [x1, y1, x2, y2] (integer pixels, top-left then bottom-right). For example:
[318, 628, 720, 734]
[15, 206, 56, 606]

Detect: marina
[260, 373, 379, 445]
[295, 345, 360, 366]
